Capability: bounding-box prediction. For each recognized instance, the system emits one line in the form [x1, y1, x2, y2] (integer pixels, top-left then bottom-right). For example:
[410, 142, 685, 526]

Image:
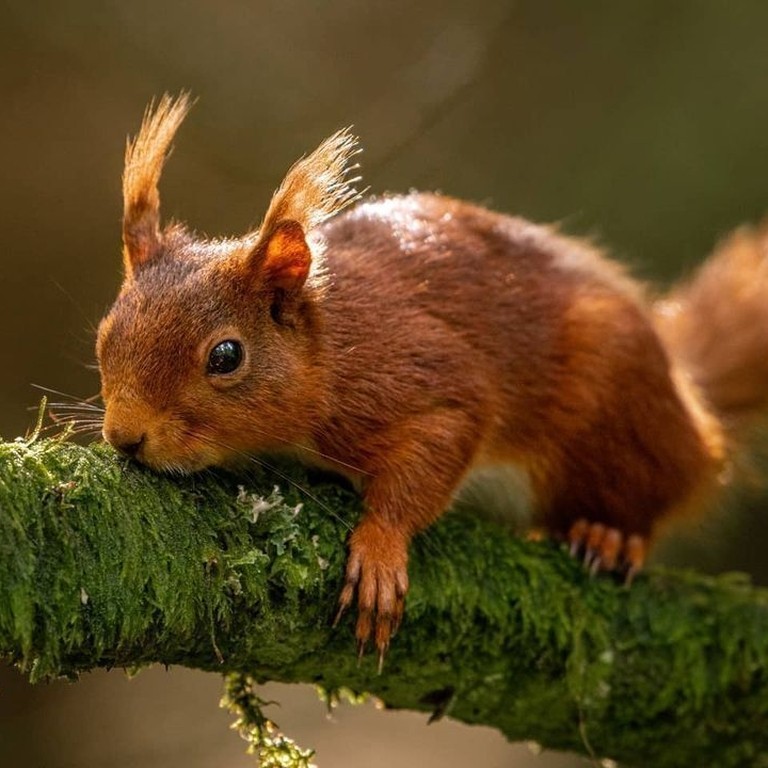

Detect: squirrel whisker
[192, 432, 354, 533]
[31, 383, 103, 405]
[237, 423, 371, 477]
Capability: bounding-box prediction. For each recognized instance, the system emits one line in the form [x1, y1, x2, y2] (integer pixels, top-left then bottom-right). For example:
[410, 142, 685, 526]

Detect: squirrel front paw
[334, 518, 410, 670]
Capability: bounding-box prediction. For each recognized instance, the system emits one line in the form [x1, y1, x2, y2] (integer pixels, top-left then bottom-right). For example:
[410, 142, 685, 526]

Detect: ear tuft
[248, 128, 362, 292]
[122, 92, 193, 277]
[256, 128, 363, 240]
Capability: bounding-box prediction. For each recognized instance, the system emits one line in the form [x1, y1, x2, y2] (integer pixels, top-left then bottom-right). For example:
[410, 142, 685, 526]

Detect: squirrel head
[97, 94, 361, 472]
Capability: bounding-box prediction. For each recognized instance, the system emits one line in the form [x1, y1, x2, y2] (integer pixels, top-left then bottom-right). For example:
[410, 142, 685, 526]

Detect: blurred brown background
[3, 1, 768, 766]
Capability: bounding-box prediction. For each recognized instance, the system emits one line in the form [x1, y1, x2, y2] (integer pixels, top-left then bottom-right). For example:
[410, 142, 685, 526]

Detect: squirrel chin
[125, 441, 226, 476]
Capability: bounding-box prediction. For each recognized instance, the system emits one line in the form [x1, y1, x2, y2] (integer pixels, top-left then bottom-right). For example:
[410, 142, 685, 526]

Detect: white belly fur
[452, 462, 535, 533]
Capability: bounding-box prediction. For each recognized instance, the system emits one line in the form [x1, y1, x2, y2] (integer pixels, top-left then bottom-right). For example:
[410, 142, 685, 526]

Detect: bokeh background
[3, 2, 768, 766]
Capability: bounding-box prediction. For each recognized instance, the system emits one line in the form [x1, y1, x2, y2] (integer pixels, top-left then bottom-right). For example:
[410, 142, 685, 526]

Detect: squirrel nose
[103, 426, 146, 458]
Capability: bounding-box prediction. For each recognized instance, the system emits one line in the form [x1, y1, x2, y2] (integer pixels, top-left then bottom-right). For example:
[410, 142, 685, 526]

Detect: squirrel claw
[377, 645, 389, 675]
[334, 548, 362, 627]
[567, 519, 644, 581]
[333, 599, 349, 628]
[569, 519, 589, 556]
[623, 534, 646, 585]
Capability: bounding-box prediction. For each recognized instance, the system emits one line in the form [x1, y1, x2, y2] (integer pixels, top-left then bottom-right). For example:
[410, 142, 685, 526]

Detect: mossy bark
[1, 438, 767, 767]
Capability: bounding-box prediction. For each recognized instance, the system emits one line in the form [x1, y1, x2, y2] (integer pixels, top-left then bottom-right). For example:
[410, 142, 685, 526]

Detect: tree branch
[1, 438, 767, 766]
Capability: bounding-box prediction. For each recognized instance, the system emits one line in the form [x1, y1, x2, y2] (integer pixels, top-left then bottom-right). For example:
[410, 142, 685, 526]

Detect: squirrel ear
[244, 128, 362, 290]
[251, 220, 312, 291]
[122, 93, 192, 278]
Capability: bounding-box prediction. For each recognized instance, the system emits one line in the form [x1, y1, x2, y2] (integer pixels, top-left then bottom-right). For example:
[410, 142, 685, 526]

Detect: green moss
[1, 438, 768, 766]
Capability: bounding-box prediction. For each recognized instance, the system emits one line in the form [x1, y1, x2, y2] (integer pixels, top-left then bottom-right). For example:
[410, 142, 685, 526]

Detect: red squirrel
[97, 94, 768, 658]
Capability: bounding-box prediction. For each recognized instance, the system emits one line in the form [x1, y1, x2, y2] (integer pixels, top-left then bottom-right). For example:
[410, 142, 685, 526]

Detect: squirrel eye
[207, 340, 243, 375]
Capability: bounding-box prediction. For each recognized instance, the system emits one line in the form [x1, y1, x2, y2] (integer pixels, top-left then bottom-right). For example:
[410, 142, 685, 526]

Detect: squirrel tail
[655, 224, 768, 427]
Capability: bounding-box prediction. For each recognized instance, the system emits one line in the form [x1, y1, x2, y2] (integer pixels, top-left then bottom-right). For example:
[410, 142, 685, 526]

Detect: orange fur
[98, 97, 768, 656]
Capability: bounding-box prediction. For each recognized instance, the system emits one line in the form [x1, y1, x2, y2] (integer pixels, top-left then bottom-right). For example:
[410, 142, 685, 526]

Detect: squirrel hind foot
[566, 518, 646, 584]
